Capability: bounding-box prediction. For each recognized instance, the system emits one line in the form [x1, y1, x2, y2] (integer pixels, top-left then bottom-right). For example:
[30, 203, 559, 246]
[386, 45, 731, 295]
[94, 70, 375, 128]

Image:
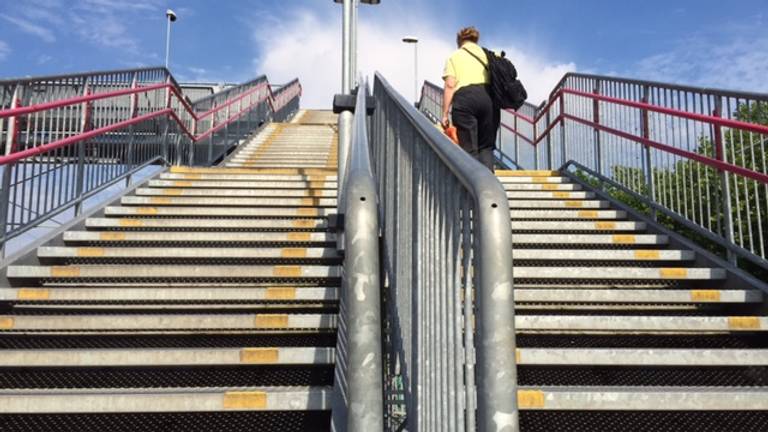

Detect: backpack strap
[461, 47, 488, 70]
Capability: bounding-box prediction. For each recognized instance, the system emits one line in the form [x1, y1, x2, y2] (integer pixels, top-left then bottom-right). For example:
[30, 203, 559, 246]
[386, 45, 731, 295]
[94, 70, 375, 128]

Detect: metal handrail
[0, 67, 301, 254]
[331, 79, 384, 432]
[375, 72, 517, 431]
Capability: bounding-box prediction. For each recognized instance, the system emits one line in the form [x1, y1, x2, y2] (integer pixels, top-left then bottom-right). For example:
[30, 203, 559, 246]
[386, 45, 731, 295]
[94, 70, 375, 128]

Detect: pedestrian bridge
[0, 58, 767, 431]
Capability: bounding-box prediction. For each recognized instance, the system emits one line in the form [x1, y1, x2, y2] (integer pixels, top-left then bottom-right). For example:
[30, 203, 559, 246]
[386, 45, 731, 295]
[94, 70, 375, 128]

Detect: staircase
[0, 111, 341, 431]
[498, 170, 768, 431]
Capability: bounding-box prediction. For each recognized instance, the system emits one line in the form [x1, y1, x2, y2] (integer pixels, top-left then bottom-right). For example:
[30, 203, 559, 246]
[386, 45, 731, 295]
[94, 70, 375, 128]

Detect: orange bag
[443, 125, 459, 145]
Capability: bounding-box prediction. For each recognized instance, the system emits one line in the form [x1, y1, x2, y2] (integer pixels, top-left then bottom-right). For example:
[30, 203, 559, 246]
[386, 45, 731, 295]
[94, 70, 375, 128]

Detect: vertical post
[161, 76, 172, 165]
[0, 84, 22, 256]
[640, 85, 656, 220]
[165, 16, 172, 69]
[338, 0, 354, 206]
[125, 72, 138, 187]
[513, 114, 519, 167]
[559, 93, 567, 168]
[351, 0, 358, 87]
[713, 99, 737, 264]
[533, 120, 539, 170]
[545, 109, 553, 170]
[74, 78, 90, 216]
[413, 43, 419, 105]
[223, 103, 231, 161]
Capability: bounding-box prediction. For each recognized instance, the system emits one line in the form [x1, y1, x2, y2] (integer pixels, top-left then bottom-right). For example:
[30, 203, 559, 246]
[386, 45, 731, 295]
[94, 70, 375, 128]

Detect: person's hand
[441, 115, 450, 129]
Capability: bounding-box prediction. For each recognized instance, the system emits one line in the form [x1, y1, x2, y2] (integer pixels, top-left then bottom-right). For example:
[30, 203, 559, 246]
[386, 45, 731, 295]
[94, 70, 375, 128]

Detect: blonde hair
[456, 27, 480, 47]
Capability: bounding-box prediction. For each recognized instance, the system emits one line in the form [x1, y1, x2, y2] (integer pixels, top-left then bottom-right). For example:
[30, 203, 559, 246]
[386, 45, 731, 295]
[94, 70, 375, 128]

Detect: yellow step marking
[173, 181, 193, 187]
[265, 287, 297, 300]
[517, 390, 546, 409]
[240, 348, 279, 364]
[612, 235, 636, 244]
[223, 391, 267, 410]
[564, 200, 583, 208]
[297, 208, 319, 217]
[308, 176, 327, 182]
[541, 184, 558, 191]
[634, 250, 660, 260]
[308, 181, 326, 189]
[691, 290, 721, 302]
[729, 316, 761, 330]
[293, 220, 317, 229]
[531, 178, 549, 184]
[515, 348, 522, 364]
[51, 266, 81, 278]
[288, 233, 312, 242]
[595, 222, 616, 230]
[77, 248, 105, 257]
[17, 288, 50, 301]
[300, 198, 320, 206]
[306, 190, 327, 198]
[274, 266, 302, 277]
[0, 317, 14, 330]
[254, 314, 290, 328]
[172, 167, 337, 175]
[660, 268, 688, 279]
[119, 219, 144, 227]
[578, 210, 598, 218]
[496, 170, 558, 177]
[182, 174, 201, 180]
[282, 248, 308, 258]
[100, 232, 126, 241]
[162, 189, 184, 196]
[136, 207, 158, 215]
[553, 192, 570, 199]
[150, 197, 172, 205]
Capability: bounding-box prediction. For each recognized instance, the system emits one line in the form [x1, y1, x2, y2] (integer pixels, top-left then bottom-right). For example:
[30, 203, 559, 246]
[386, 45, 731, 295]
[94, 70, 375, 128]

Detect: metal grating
[0, 411, 331, 432]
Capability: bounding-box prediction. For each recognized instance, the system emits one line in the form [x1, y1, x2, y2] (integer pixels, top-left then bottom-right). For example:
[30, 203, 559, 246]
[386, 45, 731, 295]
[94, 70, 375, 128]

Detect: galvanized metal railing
[375, 72, 518, 431]
[0, 67, 301, 254]
[331, 79, 384, 431]
[420, 75, 768, 272]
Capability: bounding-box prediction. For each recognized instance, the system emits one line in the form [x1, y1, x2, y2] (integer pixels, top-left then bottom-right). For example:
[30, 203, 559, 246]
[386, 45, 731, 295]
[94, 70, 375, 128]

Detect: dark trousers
[451, 84, 500, 171]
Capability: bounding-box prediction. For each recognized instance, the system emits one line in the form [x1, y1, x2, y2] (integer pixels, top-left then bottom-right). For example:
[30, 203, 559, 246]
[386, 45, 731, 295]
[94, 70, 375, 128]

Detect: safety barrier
[377, 73, 518, 431]
[420, 74, 768, 272]
[0, 67, 300, 254]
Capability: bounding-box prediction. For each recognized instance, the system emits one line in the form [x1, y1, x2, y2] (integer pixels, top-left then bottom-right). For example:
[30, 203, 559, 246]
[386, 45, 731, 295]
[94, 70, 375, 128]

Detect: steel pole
[164, 17, 171, 69]
[413, 42, 419, 105]
[338, 0, 354, 206]
[351, 0, 358, 87]
[341, 0, 352, 94]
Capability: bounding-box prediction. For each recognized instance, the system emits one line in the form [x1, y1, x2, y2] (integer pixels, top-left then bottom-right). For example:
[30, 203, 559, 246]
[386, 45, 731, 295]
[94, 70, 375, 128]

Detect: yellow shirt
[442, 42, 489, 92]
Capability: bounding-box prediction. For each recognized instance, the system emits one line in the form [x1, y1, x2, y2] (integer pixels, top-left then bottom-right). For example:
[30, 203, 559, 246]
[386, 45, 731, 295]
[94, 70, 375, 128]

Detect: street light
[334, 0, 380, 92]
[164, 9, 177, 70]
[402, 36, 418, 105]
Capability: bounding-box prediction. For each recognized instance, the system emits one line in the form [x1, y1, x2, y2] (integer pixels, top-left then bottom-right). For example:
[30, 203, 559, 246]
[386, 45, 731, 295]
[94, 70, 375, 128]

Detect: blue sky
[0, 0, 767, 107]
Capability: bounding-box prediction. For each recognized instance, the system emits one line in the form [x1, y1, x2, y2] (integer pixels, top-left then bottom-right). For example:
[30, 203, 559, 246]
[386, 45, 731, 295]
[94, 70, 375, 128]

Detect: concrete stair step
[516, 315, 765, 332]
[0, 347, 334, 367]
[225, 163, 333, 169]
[511, 234, 667, 245]
[160, 173, 338, 182]
[510, 210, 626, 219]
[510, 221, 644, 231]
[149, 180, 338, 189]
[511, 249, 692, 261]
[506, 191, 595, 199]
[38, 247, 340, 261]
[104, 206, 335, 218]
[514, 387, 768, 410]
[169, 167, 336, 176]
[503, 183, 580, 191]
[0, 386, 332, 413]
[516, 348, 768, 366]
[86, 218, 328, 230]
[507, 200, 609, 209]
[498, 177, 568, 184]
[62, 231, 335, 244]
[7, 265, 340, 280]
[512, 267, 724, 280]
[514, 289, 762, 303]
[121, 196, 337, 207]
[496, 170, 560, 177]
[135, 188, 337, 198]
[0, 286, 338, 302]
[0, 313, 336, 332]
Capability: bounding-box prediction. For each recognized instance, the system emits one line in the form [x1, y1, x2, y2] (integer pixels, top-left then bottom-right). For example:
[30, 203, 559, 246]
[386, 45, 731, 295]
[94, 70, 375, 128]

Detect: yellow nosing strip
[0, 317, 14, 330]
[634, 250, 660, 260]
[77, 248, 105, 257]
[564, 200, 583, 208]
[660, 268, 688, 279]
[612, 235, 636, 244]
[515, 348, 521, 364]
[308, 181, 326, 189]
[240, 348, 279, 364]
[223, 391, 267, 410]
[691, 290, 721, 302]
[100, 232, 127, 241]
[293, 220, 317, 229]
[266, 287, 297, 300]
[274, 266, 302, 277]
[578, 210, 598, 218]
[119, 219, 144, 227]
[595, 222, 616, 230]
[288, 233, 312, 242]
[297, 208, 319, 217]
[553, 192, 570, 199]
[136, 207, 158, 215]
[497, 170, 557, 177]
[162, 189, 184, 196]
[254, 314, 290, 328]
[174, 181, 193, 187]
[729, 316, 761, 330]
[150, 197, 172, 205]
[282, 248, 308, 258]
[51, 266, 81, 278]
[517, 390, 546, 409]
[541, 184, 558, 190]
[17, 288, 50, 301]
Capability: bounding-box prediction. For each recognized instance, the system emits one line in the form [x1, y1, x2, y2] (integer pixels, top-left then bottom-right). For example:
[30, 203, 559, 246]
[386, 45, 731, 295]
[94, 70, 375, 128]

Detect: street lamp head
[166, 9, 177, 22]
[402, 36, 418, 44]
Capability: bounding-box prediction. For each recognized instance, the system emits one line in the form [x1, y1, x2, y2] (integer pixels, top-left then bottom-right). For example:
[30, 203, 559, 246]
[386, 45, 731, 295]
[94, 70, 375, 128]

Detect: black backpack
[462, 46, 527, 110]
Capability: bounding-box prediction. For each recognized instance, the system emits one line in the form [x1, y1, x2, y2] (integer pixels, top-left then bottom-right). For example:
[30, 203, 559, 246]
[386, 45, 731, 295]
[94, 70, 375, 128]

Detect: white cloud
[0, 14, 56, 43]
[0, 41, 10, 61]
[252, 8, 576, 108]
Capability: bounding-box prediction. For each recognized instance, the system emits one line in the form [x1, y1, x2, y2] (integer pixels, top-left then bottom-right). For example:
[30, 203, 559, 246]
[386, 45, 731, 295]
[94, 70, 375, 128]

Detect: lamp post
[164, 9, 177, 70]
[402, 36, 418, 105]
